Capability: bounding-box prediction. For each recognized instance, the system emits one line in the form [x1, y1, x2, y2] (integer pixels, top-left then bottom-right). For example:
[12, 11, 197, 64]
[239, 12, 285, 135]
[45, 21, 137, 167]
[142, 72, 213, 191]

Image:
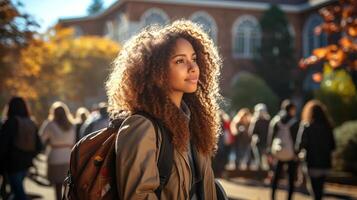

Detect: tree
[6, 26, 120, 119]
[87, 0, 104, 15]
[314, 64, 357, 125]
[230, 71, 279, 114]
[299, 0, 357, 86]
[255, 5, 295, 99]
[0, 0, 38, 103]
[299, 0, 357, 125]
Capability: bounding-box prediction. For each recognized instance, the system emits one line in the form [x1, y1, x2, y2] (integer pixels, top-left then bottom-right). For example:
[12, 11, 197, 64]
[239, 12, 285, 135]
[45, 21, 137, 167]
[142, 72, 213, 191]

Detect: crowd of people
[0, 19, 336, 200]
[0, 96, 336, 200]
[214, 99, 336, 200]
[0, 97, 110, 200]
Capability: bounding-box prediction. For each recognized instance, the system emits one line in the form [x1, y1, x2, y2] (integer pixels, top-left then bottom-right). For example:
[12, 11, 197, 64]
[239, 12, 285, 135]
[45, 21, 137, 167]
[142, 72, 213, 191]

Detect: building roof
[58, 0, 335, 23]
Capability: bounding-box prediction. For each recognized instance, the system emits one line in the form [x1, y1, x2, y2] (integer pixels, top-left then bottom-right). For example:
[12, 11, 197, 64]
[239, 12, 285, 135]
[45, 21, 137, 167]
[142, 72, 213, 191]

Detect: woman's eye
[175, 59, 184, 64]
[192, 58, 197, 63]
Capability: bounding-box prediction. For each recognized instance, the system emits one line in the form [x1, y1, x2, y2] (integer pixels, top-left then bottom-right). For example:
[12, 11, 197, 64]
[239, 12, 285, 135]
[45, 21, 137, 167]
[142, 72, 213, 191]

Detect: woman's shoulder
[115, 113, 160, 152]
[119, 114, 158, 136]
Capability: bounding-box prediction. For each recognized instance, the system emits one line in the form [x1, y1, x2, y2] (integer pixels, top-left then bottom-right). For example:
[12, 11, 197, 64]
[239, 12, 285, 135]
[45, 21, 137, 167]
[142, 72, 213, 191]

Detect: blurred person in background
[296, 100, 335, 200]
[213, 110, 234, 177]
[0, 97, 41, 200]
[248, 103, 271, 170]
[74, 107, 90, 142]
[79, 102, 109, 138]
[231, 108, 252, 170]
[267, 99, 299, 200]
[39, 101, 75, 200]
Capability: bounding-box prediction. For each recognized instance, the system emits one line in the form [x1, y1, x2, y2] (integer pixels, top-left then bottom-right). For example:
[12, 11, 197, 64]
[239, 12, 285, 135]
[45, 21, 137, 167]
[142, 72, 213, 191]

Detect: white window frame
[232, 15, 261, 59]
[303, 14, 328, 57]
[140, 8, 170, 28]
[189, 11, 218, 43]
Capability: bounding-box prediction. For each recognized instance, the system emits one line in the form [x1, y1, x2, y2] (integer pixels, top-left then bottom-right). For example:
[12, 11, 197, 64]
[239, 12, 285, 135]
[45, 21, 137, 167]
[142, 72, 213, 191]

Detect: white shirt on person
[39, 120, 75, 165]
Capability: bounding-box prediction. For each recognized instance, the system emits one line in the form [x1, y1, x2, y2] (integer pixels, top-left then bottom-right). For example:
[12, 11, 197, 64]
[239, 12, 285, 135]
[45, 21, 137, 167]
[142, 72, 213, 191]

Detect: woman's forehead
[171, 38, 195, 55]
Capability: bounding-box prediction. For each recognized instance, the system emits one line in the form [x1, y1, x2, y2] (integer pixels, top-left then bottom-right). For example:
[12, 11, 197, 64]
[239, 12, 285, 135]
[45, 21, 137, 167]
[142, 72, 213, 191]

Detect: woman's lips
[185, 78, 199, 84]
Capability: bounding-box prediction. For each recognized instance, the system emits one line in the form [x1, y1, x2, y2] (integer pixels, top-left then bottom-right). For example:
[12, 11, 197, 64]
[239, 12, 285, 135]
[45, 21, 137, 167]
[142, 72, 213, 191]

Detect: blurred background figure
[79, 102, 109, 138]
[0, 97, 41, 200]
[231, 108, 252, 170]
[39, 101, 75, 200]
[296, 100, 336, 200]
[267, 99, 300, 200]
[74, 107, 90, 143]
[248, 103, 271, 170]
[213, 110, 234, 177]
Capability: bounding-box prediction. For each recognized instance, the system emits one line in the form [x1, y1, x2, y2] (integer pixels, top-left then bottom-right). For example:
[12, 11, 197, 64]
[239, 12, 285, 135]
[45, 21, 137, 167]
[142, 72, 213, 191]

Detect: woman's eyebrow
[171, 53, 196, 59]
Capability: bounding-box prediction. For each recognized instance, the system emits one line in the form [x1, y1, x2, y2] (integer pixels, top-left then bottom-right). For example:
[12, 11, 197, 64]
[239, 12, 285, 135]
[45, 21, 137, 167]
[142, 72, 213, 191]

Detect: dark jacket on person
[296, 122, 336, 169]
[267, 111, 300, 154]
[249, 116, 270, 149]
[0, 117, 40, 173]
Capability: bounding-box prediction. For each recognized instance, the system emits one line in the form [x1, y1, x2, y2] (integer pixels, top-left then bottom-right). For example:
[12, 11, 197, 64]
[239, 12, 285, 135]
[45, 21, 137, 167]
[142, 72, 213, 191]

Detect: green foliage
[315, 64, 357, 126]
[230, 71, 279, 114]
[334, 120, 357, 174]
[255, 5, 296, 99]
[87, 0, 104, 15]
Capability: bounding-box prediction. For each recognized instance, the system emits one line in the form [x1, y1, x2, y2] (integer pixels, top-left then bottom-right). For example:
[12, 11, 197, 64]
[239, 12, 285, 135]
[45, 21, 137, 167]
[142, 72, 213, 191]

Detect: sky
[20, 0, 117, 32]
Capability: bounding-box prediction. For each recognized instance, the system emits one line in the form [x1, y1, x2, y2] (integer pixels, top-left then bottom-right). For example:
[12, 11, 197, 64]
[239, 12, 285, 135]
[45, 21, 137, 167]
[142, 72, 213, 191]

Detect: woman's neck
[169, 91, 183, 108]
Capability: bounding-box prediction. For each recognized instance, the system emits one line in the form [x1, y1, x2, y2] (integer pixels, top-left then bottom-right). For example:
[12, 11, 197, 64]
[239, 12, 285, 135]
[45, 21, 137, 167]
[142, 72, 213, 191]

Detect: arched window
[190, 11, 217, 43]
[140, 8, 169, 28]
[303, 14, 328, 57]
[232, 15, 261, 58]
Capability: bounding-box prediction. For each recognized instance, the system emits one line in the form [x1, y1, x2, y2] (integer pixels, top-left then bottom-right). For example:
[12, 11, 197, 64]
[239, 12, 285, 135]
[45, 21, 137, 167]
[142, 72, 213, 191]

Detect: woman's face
[168, 38, 200, 95]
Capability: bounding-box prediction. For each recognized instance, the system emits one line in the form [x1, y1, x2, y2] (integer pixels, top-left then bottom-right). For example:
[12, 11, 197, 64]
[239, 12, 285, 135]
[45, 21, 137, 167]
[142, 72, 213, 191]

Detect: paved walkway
[19, 155, 357, 199]
[23, 176, 357, 200]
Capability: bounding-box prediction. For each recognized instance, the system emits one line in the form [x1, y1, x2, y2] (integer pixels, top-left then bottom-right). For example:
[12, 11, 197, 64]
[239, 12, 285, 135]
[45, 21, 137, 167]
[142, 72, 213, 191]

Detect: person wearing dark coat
[0, 97, 40, 200]
[267, 100, 300, 200]
[296, 100, 335, 200]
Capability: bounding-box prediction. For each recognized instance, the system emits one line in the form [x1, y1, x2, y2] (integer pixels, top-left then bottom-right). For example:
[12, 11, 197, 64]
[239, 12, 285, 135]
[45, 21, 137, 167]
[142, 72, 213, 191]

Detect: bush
[230, 71, 279, 113]
[334, 120, 357, 175]
[315, 66, 357, 126]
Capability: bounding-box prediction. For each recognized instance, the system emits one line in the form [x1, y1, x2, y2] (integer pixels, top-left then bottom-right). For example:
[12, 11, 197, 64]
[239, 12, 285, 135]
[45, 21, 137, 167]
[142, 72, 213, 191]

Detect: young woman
[296, 100, 335, 200]
[0, 97, 39, 200]
[106, 20, 222, 199]
[74, 107, 90, 142]
[230, 108, 252, 170]
[40, 101, 76, 200]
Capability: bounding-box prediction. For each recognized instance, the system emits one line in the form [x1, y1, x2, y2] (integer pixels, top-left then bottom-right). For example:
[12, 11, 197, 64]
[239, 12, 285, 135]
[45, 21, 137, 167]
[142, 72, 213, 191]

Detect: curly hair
[106, 20, 222, 155]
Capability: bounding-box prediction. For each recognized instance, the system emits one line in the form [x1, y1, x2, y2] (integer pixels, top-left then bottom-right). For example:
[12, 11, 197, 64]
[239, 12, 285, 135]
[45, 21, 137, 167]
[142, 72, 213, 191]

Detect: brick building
[58, 0, 335, 96]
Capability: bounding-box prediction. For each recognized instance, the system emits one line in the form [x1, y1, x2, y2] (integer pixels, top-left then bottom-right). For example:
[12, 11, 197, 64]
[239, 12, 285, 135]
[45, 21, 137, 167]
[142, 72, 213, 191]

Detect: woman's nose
[188, 61, 198, 72]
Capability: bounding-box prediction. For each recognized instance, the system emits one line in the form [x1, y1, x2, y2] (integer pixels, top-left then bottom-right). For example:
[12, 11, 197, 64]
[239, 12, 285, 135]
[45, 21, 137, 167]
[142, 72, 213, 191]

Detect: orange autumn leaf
[313, 47, 328, 59]
[312, 72, 323, 83]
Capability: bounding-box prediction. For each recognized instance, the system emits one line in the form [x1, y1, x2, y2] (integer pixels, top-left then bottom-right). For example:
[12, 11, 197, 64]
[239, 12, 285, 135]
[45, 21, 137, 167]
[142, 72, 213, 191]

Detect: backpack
[14, 117, 42, 154]
[271, 118, 296, 161]
[62, 113, 173, 200]
[62, 113, 228, 200]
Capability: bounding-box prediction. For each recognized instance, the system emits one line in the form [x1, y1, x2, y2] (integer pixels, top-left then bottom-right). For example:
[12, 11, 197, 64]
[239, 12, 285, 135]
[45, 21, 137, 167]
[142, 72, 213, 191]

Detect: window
[232, 15, 261, 58]
[140, 8, 169, 28]
[73, 26, 83, 37]
[303, 14, 328, 57]
[104, 21, 115, 39]
[190, 11, 217, 43]
[116, 14, 130, 43]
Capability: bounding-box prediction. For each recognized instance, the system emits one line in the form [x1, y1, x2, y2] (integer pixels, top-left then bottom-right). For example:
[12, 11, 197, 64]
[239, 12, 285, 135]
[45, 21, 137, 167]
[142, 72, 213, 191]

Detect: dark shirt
[296, 122, 335, 169]
[0, 117, 38, 173]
